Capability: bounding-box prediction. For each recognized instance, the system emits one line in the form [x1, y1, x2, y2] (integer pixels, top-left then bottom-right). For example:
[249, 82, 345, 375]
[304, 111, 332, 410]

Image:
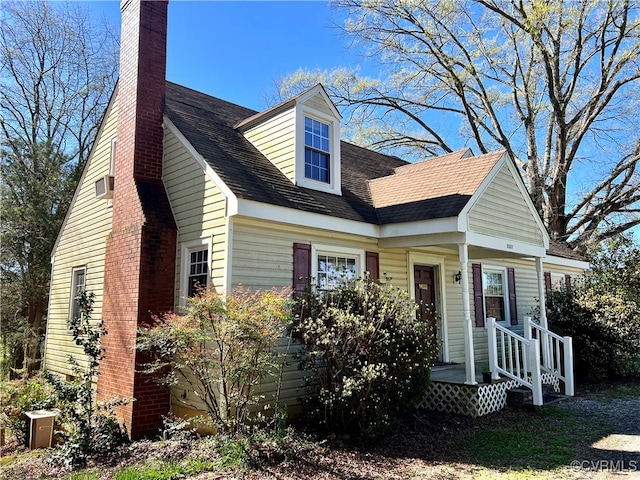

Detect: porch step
[506, 384, 569, 409]
[506, 387, 533, 407]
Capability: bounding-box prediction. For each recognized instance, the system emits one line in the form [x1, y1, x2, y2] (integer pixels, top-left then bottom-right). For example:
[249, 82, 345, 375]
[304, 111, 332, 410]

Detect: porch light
[455, 271, 462, 284]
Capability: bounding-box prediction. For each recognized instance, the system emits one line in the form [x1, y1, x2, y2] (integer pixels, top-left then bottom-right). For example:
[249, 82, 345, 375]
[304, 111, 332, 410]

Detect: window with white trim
[304, 116, 330, 183]
[295, 105, 341, 195]
[312, 245, 363, 291]
[181, 239, 212, 300]
[69, 266, 86, 321]
[482, 266, 509, 323]
[188, 248, 208, 297]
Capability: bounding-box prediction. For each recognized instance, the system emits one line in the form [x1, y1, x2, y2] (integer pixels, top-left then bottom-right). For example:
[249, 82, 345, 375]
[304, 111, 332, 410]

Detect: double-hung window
[550, 272, 566, 291]
[304, 117, 330, 183]
[312, 245, 363, 292]
[187, 248, 209, 297]
[181, 239, 211, 301]
[69, 267, 87, 321]
[317, 254, 357, 291]
[482, 267, 509, 323]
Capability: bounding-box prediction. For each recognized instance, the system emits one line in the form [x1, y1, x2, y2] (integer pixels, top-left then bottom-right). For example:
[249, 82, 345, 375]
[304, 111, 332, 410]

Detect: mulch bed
[2, 380, 638, 479]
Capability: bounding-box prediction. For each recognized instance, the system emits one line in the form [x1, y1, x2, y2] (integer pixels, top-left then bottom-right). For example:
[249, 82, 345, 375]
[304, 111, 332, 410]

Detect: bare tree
[1, 0, 118, 165]
[0, 1, 118, 375]
[277, 0, 640, 252]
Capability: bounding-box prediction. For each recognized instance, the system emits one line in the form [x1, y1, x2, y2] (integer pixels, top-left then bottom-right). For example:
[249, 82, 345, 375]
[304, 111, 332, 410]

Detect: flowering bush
[547, 286, 640, 380]
[137, 286, 292, 435]
[292, 279, 437, 437]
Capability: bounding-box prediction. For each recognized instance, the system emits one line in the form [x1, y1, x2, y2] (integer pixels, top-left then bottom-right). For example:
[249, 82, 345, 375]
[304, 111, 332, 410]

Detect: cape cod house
[43, 0, 589, 438]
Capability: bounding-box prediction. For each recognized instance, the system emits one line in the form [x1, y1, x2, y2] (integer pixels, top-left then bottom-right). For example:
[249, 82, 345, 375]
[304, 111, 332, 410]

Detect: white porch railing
[487, 317, 543, 406]
[524, 317, 574, 396]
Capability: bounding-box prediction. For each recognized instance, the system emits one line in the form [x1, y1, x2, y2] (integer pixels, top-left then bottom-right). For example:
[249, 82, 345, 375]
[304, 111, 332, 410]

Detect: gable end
[466, 159, 547, 247]
[240, 84, 342, 196]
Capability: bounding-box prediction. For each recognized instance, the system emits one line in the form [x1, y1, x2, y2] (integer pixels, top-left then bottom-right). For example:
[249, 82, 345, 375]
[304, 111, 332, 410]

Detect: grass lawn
[1, 380, 638, 479]
[458, 407, 599, 469]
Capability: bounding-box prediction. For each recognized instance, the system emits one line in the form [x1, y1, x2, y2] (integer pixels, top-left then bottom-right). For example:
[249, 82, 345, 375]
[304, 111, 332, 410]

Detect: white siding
[229, 220, 574, 378]
[451, 257, 556, 364]
[302, 93, 334, 118]
[468, 164, 544, 246]
[231, 218, 378, 290]
[437, 251, 467, 363]
[379, 248, 409, 291]
[162, 128, 231, 415]
[162, 203, 585, 413]
[242, 108, 296, 182]
[44, 97, 118, 375]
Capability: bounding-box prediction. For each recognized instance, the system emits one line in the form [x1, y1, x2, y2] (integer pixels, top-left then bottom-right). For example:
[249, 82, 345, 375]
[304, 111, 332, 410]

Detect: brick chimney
[98, 0, 177, 439]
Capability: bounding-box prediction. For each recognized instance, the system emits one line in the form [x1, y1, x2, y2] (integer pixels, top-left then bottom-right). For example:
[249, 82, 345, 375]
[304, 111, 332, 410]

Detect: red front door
[414, 264, 436, 326]
[414, 264, 441, 361]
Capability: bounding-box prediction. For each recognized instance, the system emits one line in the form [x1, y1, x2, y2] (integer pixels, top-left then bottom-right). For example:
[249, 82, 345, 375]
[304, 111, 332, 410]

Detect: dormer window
[238, 83, 342, 195]
[304, 117, 330, 183]
[295, 106, 341, 195]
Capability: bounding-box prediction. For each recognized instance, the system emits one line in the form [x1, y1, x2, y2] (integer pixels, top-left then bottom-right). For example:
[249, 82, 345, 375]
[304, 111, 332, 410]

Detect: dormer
[237, 84, 342, 195]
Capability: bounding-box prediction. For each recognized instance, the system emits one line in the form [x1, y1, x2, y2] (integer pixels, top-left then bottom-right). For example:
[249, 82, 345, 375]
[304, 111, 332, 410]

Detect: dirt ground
[189, 381, 640, 480]
[235, 389, 640, 480]
[2, 381, 639, 479]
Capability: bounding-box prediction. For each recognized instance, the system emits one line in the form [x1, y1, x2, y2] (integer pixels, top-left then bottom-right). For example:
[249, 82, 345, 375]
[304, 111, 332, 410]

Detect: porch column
[535, 256, 548, 329]
[459, 243, 477, 385]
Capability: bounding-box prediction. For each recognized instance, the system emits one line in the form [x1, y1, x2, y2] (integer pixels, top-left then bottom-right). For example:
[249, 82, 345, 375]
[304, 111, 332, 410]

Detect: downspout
[222, 188, 239, 294]
[459, 243, 477, 385]
[223, 208, 235, 294]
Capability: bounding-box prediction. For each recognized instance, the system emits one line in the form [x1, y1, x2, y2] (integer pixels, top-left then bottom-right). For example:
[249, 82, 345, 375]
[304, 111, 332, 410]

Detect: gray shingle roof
[547, 238, 587, 261]
[163, 82, 584, 262]
[164, 82, 406, 224]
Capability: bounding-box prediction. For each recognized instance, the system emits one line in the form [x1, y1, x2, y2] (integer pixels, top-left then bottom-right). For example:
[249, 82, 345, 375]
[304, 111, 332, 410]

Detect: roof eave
[235, 83, 341, 131]
[235, 98, 296, 131]
[51, 81, 120, 258]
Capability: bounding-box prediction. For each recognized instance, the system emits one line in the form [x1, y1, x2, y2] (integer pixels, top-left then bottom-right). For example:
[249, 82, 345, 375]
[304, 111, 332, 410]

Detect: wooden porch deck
[430, 363, 486, 384]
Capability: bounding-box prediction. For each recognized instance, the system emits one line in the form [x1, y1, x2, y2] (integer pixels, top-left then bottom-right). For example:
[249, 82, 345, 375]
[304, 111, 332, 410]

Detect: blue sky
[84, 1, 638, 242]
[88, 0, 367, 111]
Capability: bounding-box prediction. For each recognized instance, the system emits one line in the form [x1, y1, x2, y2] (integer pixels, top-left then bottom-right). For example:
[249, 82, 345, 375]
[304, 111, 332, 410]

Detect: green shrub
[0, 373, 54, 444]
[292, 278, 437, 438]
[547, 284, 640, 380]
[137, 286, 292, 435]
[45, 291, 129, 468]
[547, 236, 640, 380]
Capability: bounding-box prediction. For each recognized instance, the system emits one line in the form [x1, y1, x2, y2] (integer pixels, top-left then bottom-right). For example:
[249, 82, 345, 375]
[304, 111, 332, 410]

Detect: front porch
[372, 153, 584, 417]
[420, 363, 561, 417]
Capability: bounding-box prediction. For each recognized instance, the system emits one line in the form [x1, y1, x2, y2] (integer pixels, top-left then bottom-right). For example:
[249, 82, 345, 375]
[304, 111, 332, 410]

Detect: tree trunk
[24, 297, 46, 375]
[549, 174, 568, 239]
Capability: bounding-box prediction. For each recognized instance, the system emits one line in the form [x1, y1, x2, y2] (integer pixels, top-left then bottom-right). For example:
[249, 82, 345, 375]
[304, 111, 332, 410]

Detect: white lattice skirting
[418, 373, 559, 417]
